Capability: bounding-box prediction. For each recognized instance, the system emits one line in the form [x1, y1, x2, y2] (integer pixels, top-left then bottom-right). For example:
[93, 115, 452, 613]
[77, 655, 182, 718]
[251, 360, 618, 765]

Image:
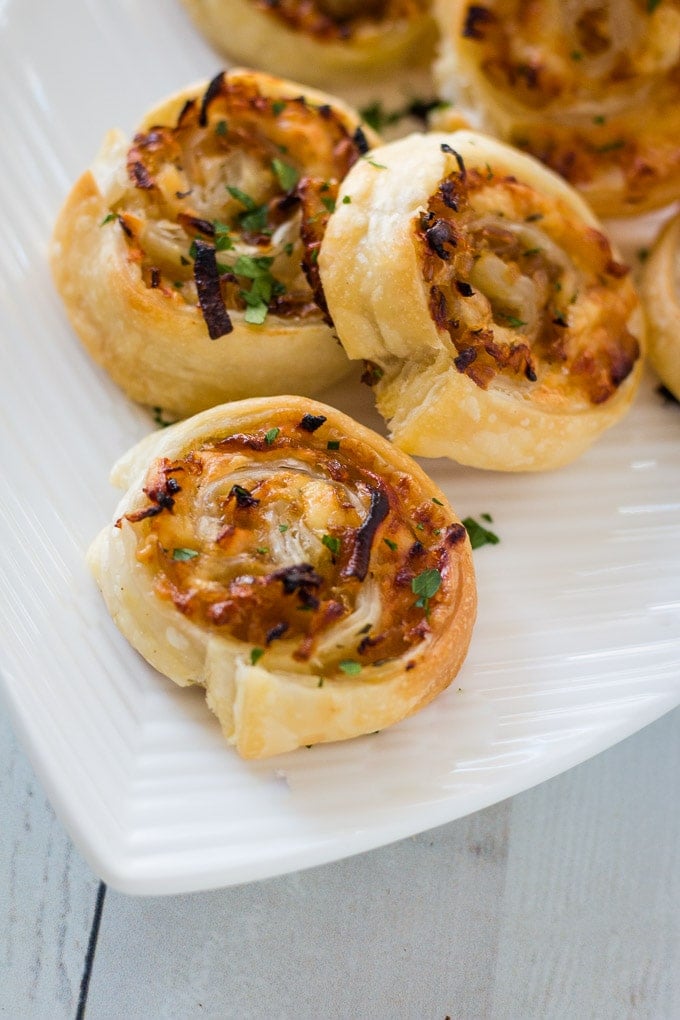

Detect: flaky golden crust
[181, 0, 435, 87]
[319, 131, 644, 471]
[89, 397, 477, 759]
[640, 212, 680, 400]
[51, 70, 380, 417]
[435, 0, 680, 217]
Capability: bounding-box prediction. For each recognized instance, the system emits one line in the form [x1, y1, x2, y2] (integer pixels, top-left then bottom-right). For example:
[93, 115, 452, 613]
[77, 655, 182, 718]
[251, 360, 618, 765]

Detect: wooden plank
[0, 709, 99, 1019]
[85, 802, 513, 1018]
[490, 707, 680, 1020]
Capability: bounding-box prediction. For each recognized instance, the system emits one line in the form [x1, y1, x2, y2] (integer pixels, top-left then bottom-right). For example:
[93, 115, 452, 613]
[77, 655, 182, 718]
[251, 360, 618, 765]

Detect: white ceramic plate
[1, 0, 679, 895]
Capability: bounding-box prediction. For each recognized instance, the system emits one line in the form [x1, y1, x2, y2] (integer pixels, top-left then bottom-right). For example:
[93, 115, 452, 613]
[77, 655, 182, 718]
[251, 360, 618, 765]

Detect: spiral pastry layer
[89, 396, 477, 758]
[181, 0, 435, 87]
[319, 131, 644, 471]
[641, 212, 680, 401]
[435, 0, 680, 217]
[51, 69, 378, 417]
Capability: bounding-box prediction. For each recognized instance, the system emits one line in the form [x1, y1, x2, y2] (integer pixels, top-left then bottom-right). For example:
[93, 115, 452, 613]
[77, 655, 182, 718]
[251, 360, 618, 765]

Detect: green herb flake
[317, 677, 325, 688]
[321, 196, 336, 214]
[411, 567, 442, 619]
[648, 0, 661, 11]
[250, 647, 265, 665]
[339, 660, 362, 675]
[310, 248, 319, 264]
[265, 427, 280, 445]
[363, 156, 388, 170]
[503, 315, 527, 329]
[272, 157, 299, 192]
[481, 512, 493, 523]
[412, 568, 442, 600]
[463, 516, 500, 550]
[213, 221, 234, 251]
[383, 538, 398, 552]
[244, 303, 268, 325]
[523, 248, 541, 257]
[342, 195, 352, 205]
[637, 248, 650, 263]
[322, 534, 341, 555]
[180, 255, 191, 266]
[327, 439, 340, 450]
[172, 547, 199, 561]
[415, 523, 425, 531]
[592, 115, 607, 125]
[570, 50, 583, 61]
[256, 546, 269, 555]
[283, 241, 294, 256]
[431, 497, 444, 506]
[189, 239, 199, 260]
[227, 185, 257, 210]
[279, 523, 289, 533]
[594, 139, 625, 154]
[100, 212, 116, 226]
[272, 100, 286, 116]
[215, 119, 228, 136]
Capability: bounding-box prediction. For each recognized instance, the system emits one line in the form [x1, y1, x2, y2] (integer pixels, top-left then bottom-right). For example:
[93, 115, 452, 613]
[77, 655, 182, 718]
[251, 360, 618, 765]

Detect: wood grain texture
[0, 707, 99, 1019]
[84, 709, 680, 1019]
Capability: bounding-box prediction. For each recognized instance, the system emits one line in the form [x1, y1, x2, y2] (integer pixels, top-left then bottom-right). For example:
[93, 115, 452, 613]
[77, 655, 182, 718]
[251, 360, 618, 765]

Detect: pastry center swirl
[122, 419, 466, 671]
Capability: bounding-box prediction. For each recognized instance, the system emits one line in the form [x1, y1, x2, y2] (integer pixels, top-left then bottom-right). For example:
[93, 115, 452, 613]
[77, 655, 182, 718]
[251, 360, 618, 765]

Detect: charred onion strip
[193, 241, 234, 339]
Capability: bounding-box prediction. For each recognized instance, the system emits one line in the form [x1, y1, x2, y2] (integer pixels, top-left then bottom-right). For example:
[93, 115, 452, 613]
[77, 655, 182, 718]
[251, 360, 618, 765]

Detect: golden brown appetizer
[51, 69, 379, 417]
[320, 131, 644, 470]
[181, 0, 435, 88]
[435, 0, 680, 217]
[640, 211, 680, 400]
[89, 397, 477, 758]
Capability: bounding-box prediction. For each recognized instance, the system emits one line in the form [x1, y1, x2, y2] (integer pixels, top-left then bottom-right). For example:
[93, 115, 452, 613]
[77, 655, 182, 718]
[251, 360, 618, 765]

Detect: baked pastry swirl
[319, 131, 644, 471]
[435, 0, 680, 217]
[180, 0, 434, 88]
[51, 70, 377, 417]
[640, 211, 680, 400]
[89, 396, 477, 758]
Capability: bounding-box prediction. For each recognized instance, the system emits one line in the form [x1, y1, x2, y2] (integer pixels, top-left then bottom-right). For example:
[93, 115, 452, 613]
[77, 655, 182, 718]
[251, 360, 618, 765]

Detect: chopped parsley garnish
[278, 523, 289, 533]
[233, 254, 285, 325]
[317, 677, 324, 688]
[172, 547, 199, 561]
[570, 50, 583, 60]
[342, 195, 352, 205]
[502, 315, 527, 329]
[100, 212, 116, 226]
[322, 534, 341, 555]
[265, 427, 280, 445]
[272, 100, 286, 116]
[213, 221, 233, 251]
[594, 139, 625, 154]
[383, 537, 398, 552]
[272, 157, 299, 192]
[321, 196, 336, 214]
[431, 497, 444, 506]
[593, 115, 607, 125]
[648, 0, 661, 11]
[256, 547, 269, 555]
[523, 248, 541, 257]
[226, 186, 269, 234]
[463, 516, 500, 549]
[250, 647, 265, 665]
[215, 120, 228, 136]
[152, 406, 174, 428]
[283, 242, 294, 256]
[327, 439, 340, 450]
[411, 568, 442, 618]
[363, 156, 388, 170]
[339, 660, 362, 675]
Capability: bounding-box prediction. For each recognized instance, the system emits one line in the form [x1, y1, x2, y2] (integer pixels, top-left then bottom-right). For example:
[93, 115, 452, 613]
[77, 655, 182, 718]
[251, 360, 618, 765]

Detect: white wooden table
[3, 703, 679, 1019]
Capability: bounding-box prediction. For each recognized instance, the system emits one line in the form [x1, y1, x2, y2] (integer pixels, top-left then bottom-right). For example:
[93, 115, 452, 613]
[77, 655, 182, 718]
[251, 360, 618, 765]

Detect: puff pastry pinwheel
[319, 131, 644, 471]
[89, 396, 477, 759]
[435, 0, 680, 217]
[180, 0, 434, 88]
[51, 69, 379, 417]
[640, 212, 680, 400]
